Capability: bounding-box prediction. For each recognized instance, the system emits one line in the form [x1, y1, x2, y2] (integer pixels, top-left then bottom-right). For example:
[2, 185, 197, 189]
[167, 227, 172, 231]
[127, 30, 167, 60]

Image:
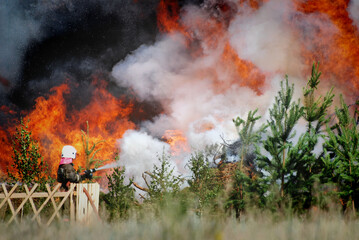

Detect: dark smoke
[0, 0, 161, 123]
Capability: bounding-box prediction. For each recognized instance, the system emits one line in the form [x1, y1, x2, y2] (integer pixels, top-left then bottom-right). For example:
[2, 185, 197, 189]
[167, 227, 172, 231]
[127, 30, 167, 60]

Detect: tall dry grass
[1, 207, 358, 240]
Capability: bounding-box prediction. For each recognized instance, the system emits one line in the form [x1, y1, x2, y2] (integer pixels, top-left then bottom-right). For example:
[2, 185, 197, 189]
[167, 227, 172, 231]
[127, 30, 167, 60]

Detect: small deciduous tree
[187, 152, 221, 215]
[104, 167, 136, 220]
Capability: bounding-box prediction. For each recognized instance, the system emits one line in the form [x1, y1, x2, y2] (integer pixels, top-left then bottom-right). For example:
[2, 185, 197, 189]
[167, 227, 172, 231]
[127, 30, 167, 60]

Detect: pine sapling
[80, 121, 108, 178]
[258, 77, 303, 198]
[322, 95, 359, 212]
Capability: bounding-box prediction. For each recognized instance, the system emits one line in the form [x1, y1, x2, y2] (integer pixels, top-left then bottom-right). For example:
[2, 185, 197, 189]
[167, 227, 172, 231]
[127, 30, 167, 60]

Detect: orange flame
[157, 0, 191, 39]
[220, 43, 266, 94]
[0, 127, 13, 176]
[294, 0, 359, 97]
[1, 79, 136, 183]
[162, 129, 190, 156]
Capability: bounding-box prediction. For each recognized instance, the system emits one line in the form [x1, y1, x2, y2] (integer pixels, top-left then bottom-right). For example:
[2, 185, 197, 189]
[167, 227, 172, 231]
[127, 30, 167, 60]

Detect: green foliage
[227, 110, 267, 217]
[303, 63, 335, 133]
[285, 131, 320, 211]
[226, 169, 267, 217]
[7, 118, 50, 185]
[233, 109, 267, 170]
[321, 95, 359, 211]
[141, 152, 184, 204]
[285, 63, 334, 211]
[255, 66, 335, 212]
[103, 167, 136, 220]
[80, 121, 107, 178]
[258, 77, 304, 198]
[187, 152, 221, 215]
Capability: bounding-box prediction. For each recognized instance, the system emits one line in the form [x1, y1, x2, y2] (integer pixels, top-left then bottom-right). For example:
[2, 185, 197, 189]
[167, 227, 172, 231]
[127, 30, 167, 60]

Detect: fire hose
[82, 168, 97, 180]
[82, 164, 116, 179]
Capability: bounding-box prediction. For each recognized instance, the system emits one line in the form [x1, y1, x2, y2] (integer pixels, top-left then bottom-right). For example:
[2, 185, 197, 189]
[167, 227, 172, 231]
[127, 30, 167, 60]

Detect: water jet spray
[83, 162, 121, 175]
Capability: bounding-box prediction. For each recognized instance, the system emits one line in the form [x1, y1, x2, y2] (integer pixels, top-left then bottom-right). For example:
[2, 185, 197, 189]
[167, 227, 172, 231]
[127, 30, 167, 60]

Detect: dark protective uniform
[57, 163, 84, 190]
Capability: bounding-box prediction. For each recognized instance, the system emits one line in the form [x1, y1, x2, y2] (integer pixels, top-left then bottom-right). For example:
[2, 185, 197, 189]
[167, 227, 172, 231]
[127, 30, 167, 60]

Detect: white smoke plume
[111, 1, 286, 178]
[112, 0, 343, 181]
[118, 130, 175, 186]
[228, 0, 304, 76]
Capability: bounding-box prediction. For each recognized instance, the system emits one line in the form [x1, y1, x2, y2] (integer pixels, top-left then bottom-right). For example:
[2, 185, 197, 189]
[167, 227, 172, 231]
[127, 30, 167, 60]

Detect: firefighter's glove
[84, 170, 93, 180]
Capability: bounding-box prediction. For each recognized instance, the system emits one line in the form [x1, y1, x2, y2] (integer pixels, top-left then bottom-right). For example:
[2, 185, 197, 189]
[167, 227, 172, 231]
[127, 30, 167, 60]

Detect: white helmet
[61, 145, 77, 159]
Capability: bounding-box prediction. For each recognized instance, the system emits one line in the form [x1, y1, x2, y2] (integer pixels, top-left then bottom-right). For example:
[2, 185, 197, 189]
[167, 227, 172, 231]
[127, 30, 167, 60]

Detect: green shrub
[103, 167, 136, 220]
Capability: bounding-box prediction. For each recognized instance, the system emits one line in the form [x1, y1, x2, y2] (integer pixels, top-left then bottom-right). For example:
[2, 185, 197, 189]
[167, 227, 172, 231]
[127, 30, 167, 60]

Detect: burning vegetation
[1, 80, 135, 181]
[0, 0, 359, 221]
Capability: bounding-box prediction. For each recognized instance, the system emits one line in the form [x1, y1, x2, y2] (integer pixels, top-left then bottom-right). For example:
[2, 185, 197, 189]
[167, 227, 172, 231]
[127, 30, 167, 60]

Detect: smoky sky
[0, 0, 162, 115]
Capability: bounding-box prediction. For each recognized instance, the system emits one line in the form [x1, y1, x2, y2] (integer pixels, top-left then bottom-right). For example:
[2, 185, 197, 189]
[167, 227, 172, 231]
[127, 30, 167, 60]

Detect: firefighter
[57, 145, 92, 190]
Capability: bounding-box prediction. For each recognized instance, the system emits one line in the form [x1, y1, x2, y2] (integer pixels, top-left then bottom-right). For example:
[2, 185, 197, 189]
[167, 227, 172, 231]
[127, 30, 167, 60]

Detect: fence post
[76, 183, 100, 223]
[70, 185, 75, 222]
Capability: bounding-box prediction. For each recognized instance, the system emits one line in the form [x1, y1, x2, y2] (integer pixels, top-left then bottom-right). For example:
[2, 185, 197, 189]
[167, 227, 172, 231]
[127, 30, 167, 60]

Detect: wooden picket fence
[0, 183, 100, 226]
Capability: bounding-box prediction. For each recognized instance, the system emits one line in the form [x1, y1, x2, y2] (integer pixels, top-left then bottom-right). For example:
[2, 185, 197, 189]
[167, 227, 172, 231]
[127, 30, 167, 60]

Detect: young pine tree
[133, 152, 183, 204]
[233, 109, 267, 171]
[302, 63, 334, 134]
[285, 63, 334, 210]
[227, 109, 267, 217]
[80, 121, 107, 179]
[7, 118, 49, 185]
[322, 95, 359, 212]
[257, 77, 303, 199]
[226, 168, 267, 217]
